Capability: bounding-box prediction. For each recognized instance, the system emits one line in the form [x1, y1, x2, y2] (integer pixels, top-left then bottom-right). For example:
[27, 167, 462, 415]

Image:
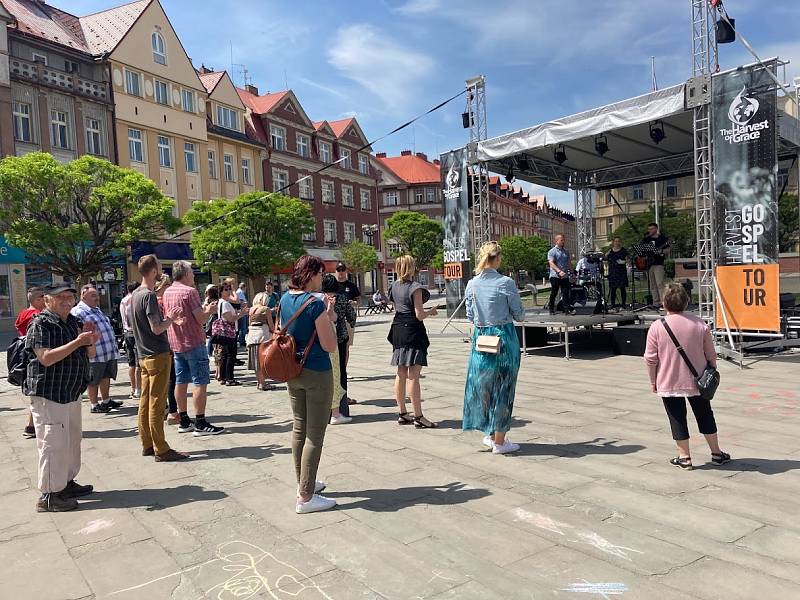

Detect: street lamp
[361, 223, 378, 246]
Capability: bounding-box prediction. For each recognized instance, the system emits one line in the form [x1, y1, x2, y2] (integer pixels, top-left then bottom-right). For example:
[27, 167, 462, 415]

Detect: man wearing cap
[25, 283, 99, 512]
[71, 284, 122, 414]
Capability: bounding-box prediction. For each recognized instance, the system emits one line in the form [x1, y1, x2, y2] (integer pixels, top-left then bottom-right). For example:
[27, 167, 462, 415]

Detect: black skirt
[388, 312, 430, 366]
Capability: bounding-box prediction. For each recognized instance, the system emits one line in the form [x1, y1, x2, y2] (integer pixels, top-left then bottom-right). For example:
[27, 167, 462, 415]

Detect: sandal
[711, 451, 731, 465]
[347, 397, 358, 405]
[414, 415, 438, 429]
[397, 412, 414, 425]
[226, 380, 241, 387]
[669, 456, 693, 470]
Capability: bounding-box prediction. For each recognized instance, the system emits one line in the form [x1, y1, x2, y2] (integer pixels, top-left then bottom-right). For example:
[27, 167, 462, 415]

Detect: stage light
[554, 144, 567, 165]
[649, 121, 666, 144]
[505, 164, 515, 183]
[462, 111, 472, 129]
[716, 17, 735, 44]
[516, 155, 530, 172]
[594, 134, 609, 157]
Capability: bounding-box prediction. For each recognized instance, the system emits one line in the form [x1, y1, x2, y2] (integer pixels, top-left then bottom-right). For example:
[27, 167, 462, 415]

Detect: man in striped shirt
[25, 283, 98, 512]
[71, 285, 122, 414]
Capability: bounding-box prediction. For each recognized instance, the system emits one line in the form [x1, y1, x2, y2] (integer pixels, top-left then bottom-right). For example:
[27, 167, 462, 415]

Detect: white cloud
[327, 24, 435, 112]
[394, 0, 442, 15]
[297, 77, 348, 100]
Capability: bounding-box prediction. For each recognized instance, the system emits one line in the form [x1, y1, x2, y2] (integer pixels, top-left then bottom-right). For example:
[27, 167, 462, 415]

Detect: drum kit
[569, 252, 607, 313]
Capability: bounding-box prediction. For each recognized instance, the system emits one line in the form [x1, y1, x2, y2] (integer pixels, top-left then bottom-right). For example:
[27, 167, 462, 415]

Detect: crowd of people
[15, 242, 729, 514]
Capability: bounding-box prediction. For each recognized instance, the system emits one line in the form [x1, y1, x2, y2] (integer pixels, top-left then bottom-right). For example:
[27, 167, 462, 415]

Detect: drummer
[575, 253, 600, 281]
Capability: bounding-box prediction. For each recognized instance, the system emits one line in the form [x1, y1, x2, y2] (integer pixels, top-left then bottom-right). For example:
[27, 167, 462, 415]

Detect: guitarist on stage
[641, 223, 670, 308]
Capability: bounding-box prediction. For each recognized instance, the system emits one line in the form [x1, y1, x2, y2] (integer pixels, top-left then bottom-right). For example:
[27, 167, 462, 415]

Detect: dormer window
[152, 31, 166, 65]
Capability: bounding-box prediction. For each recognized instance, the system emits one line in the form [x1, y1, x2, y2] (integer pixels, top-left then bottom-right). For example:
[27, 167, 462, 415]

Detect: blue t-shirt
[279, 291, 331, 372]
[547, 246, 571, 278]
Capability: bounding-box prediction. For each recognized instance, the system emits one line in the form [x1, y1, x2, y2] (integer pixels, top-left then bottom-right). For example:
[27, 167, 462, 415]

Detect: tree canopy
[337, 239, 378, 274]
[183, 192, 314, 280]
[498, 235, 550, 280]
[382, 211, 443, 269]
[0, 152, 179, 283]
[608, 205, 696, 258]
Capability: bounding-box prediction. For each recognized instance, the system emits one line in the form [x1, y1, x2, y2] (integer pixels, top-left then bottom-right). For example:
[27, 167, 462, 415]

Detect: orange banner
[715, 263, 780, 331]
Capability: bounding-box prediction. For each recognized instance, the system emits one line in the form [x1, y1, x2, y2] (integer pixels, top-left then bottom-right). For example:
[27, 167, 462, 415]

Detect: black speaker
[612, 324, 649, 356]
[780, 292, 796, 310]
[716, 18, 735, 44]
[516, 325, 548, 347]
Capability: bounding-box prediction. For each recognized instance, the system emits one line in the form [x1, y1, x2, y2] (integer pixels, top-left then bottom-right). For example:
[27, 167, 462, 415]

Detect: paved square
[1, 314, 798, 599]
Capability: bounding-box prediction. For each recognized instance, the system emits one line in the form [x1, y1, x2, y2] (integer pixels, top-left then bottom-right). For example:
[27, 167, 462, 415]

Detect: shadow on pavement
[516, 438, 645, 457]
[326, 481, 490, 512]
[81, 484, 227, 511]
[83, 428, 138, 439]
[348, 375, 398, 383]
[193, 443, 291, 461]
[694, 457, 800, 474]
[223, 421, 294, 435]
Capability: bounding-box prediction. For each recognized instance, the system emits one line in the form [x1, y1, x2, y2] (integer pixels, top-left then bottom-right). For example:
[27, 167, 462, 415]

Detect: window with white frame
[184, 142, 197, 172]
[359, 154, 369, 175]
[128, 128, 144, 162]
[299, 176, 313, 200]
[666, 178, 678, 197]
[343, 222, 356, 243]
[181, 89, 195, 113]
[125, 69, 142, 97]
[632, 185, 644, 200]
[208, 150, 217, 179]
[158, 136, 172, 168]
[154, 79, 169, 105]
[85, 118, 102, 155]
[426, 187, 436, 203]
[414, 189, 424, 204]
[270, 124, 286, 151]
[296, 133, 310, 158]
[223, 154, 235, 181]
[50, 110, 69, 149]
[272, 168, 289, 193]
[12, 101, 32, 142]
[303, 220, 316, 242]
[241, 158, 252, 185]
[360, 189, 371, 211]
[342, 185, 354, 207]
[383, 190, 399, 206]
[319, 141, 332, 163]
[340, 148, 351, 169]
[216, 105, 239, 130]
[388, 241, 402, 254]
[778, 167, 789, 188]
[152, 31, 166, 65]
[324, 220, 337, 243]
[322, 180, 335, 204]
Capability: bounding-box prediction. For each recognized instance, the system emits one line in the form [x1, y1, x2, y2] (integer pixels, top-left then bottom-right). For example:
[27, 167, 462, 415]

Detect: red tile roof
[79, 0, 150, 55]
[375, 154, 440, 185]
[328, 117, 354, 138]
[197, 70, 225, 94]
[236, 87, 288, 115]
[3, 0, 90, 53]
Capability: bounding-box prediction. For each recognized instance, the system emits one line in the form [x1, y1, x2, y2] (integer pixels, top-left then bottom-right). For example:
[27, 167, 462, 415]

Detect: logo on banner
[443, 165, 461, 201]
[719, 85, 769, 144]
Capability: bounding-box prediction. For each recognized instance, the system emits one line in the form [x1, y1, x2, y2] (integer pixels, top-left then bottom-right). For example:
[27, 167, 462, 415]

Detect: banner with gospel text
[441, 148, 470, 318]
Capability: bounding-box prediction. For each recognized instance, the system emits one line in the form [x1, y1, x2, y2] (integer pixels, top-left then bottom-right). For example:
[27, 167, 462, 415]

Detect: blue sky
[71, 0, 800, 210]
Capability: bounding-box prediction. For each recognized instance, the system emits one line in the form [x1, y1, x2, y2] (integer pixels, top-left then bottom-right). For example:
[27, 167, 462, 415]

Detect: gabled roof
[375, 153, 440, 185]
[328, 118, 354, 138]
[237, 87, 289, 114]
[197, 70, 225, 94]
[3, 0, 90, 53]
[312, 121, 336, 137]
[79, 0, 151, 55]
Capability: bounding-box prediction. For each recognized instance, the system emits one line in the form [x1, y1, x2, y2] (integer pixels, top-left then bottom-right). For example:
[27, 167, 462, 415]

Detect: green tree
[499, 235, 550, 282]
[184, 192, 313, 280]
[337, 239, 378, 276]
[382, 211, 443, 269]
[610, 205, 696, 257]
[0, 152, 179, 284]
[779, 193, 799, 252]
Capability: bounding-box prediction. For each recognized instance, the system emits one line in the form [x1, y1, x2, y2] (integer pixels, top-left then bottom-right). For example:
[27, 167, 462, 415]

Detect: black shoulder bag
[659, 317, 720, 401]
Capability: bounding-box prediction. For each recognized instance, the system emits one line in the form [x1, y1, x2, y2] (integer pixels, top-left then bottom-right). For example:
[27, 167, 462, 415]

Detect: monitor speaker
[612, 324, 649, 356]
[716, 18, 735, 44]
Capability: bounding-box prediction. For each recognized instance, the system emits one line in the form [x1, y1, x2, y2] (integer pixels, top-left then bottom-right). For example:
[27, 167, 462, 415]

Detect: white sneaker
[492, 439, 520, 455]
[297, 481, 327, 495]
[482, 435, 494, 449]
[329, 414, 353, 425]
[295, 494, 337, 514]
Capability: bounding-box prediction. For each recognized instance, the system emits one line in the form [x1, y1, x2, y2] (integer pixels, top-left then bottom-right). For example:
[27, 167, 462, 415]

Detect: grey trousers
[287, 368, 333, 497]
[30, 396, 81, 494]
[648, 265, 667, 305]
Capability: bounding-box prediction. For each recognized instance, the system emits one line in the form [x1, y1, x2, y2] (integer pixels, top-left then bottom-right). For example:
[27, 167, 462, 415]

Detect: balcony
[10, 58, 109, 102]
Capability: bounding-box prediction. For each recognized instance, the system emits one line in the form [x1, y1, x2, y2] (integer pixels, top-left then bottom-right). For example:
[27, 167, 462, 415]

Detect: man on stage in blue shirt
[547, 235, 576, 316]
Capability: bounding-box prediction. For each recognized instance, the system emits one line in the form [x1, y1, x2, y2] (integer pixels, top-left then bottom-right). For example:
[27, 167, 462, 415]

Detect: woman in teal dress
[463, 242, 525, 454]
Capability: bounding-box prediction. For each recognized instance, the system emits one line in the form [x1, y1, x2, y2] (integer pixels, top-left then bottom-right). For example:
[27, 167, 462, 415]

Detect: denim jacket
[465, 269, 525, 327]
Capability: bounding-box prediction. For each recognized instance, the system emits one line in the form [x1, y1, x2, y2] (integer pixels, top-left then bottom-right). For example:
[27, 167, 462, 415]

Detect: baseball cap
[43, 283, 77, 296]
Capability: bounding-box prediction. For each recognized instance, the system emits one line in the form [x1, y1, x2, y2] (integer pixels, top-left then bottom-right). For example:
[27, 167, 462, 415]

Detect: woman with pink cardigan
[644, 283, 730, 470]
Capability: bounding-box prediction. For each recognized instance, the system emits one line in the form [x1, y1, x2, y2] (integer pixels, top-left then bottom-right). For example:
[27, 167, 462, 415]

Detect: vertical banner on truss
[441, 148, 470, 318]
[712, 60, 780, 331]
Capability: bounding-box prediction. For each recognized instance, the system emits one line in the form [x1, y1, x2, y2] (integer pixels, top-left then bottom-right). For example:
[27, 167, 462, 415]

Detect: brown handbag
[258, 296, 318, 383]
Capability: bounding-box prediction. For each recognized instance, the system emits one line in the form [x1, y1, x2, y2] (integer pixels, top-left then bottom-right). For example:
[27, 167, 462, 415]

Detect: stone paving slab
[0, 313, 799, 599]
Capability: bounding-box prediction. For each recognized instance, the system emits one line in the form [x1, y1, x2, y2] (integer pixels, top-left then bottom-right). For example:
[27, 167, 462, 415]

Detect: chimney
[376, 152, 387, 158]
[415, 152, 427, 161]
[433, 159, 440, 165]
[400, 150, 412, 156]
[245, 84, 259, 96]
